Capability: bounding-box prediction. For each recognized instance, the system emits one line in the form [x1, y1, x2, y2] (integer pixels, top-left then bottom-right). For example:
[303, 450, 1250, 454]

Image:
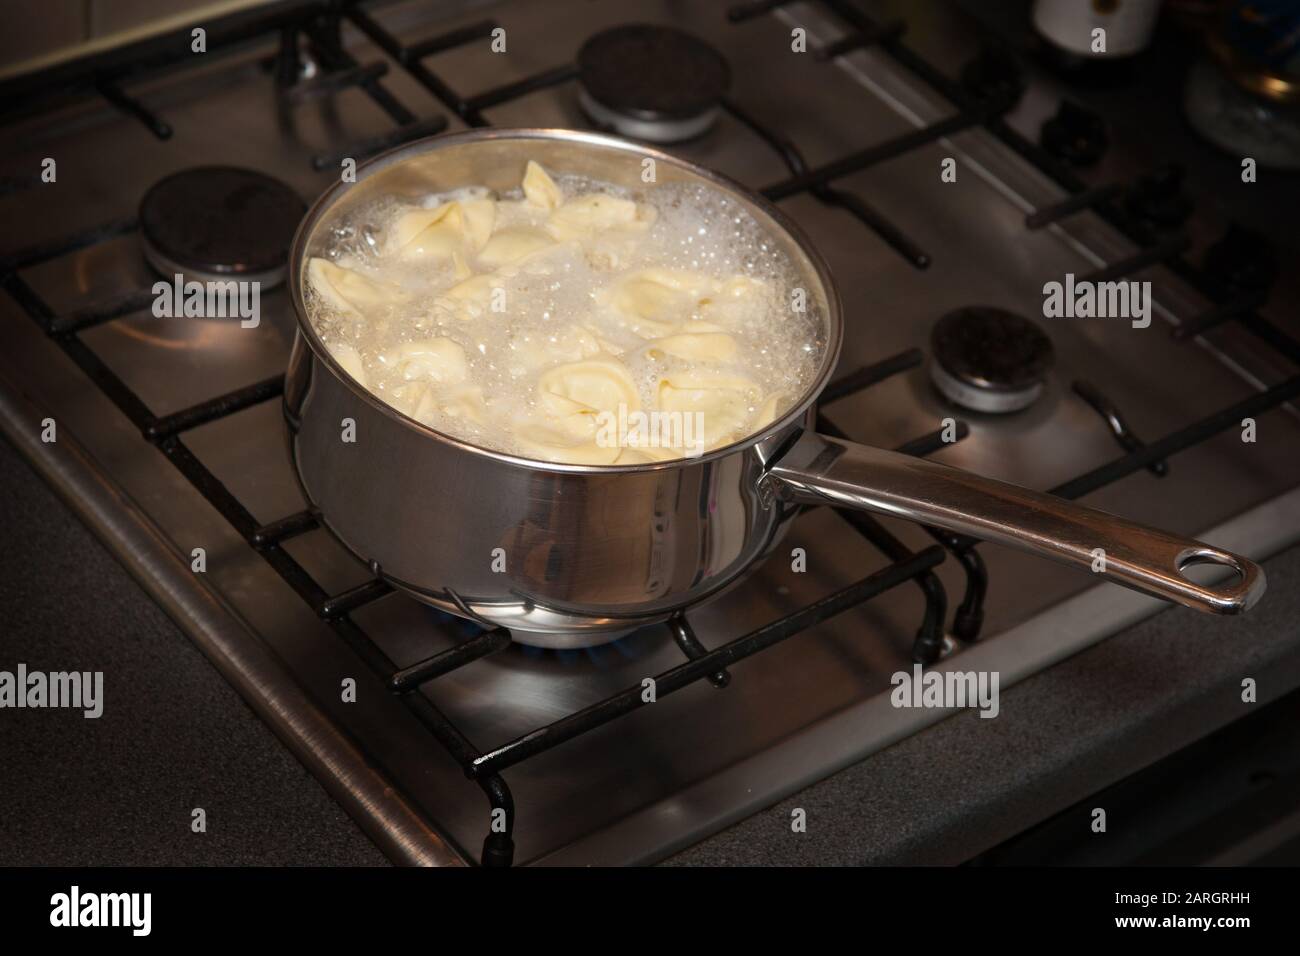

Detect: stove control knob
[1040, 99, 1109, 166]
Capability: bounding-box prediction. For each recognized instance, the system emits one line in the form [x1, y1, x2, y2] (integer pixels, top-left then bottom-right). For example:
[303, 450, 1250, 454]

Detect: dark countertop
[3, 429, 1297, 866]
[0, 434, 386, 866]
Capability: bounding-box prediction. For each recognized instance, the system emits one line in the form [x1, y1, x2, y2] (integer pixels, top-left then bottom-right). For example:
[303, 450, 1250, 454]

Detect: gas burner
[577, 25, 730, 143]
[139, 167, 306, 289]
[930, 307, 1055, 414]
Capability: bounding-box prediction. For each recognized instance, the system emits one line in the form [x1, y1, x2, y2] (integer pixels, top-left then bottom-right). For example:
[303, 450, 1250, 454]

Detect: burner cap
[577, 25, 730, 143]
[139, 167, 306, 288]
[930, 307, 1055, 414]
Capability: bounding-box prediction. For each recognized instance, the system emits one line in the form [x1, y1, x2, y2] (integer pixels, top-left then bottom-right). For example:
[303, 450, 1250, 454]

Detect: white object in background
[1033, 0, 1162, 58]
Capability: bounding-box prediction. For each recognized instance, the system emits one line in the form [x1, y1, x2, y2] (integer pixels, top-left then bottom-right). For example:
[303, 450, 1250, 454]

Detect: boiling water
[304, 163, 825, 465]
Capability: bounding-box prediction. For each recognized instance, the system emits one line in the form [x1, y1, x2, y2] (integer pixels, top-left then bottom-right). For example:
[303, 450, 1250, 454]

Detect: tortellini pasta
[380, 338, 469, 384]
[393, 381, 486, 426]
[645, 325, 738, 362]
[439, 385, 487, 423]
[308, 258, 409, 317]
[388, 198, 496, 260]
[546, 194, 654, 242]
[477, 227, 556, 269]
[438, 272, 507, 321]
[504, 324, 603, 375]
[599, 269, 724, 337]
[522, 160, 564, 210]
[658, 370, 761, 449]
[537, 356, 640, 440]
[327, 341, 368, 387]
[305, 158, 814, 464]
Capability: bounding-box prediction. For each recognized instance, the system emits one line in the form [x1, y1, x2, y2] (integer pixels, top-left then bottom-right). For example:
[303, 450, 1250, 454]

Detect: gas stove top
[1, 0, 1298, 866]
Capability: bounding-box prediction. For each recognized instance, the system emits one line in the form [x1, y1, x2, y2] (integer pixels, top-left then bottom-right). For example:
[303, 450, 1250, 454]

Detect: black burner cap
[578, 24, 730, 121]
[932, 306, 1055, 393]
[139, 167, 306, 283]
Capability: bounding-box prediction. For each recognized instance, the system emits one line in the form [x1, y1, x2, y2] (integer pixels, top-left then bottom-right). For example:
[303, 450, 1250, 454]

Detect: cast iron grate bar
[668, 613, 731, 689]
[726, 98, 931, 269]
[339, 4, 581, 128]
[0, 217, 137, 274]
[145, 376, 285, 441]
[468, 546, 946, 779]
[895, 424, 970, 459]
[464, 65, 580, 112]
[384, 683, 515, 866]
[96, 80, 173, 140]
[0, 272, 56, 329]
[761, 110, 987, 201]
[318, 579, 394, 620]
[1051, 374, 1300, 501]
[283, 60, 389, 104]
[47, 289, 157, 336]
[1072, 380, 1168, 477]
[390, 629, 513, 692]
[1025, 182, 1126, 230]
[303, 17, 421, 127]
[58, 335, 160, 433]
[251, 509, 319, 549]
[404, 20, 500, 62]
[815, 18, 905, 61]
[820, 348, 924, 405]
[1078, 236, 1191, 285]
[155, 436, 263, 541]
[1173, 294, 1269, 343]
[342, 4, 489, 127]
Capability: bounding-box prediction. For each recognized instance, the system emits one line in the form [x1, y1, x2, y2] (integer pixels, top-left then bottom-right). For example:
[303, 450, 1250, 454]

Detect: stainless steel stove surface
[1, 0, 1298, 866]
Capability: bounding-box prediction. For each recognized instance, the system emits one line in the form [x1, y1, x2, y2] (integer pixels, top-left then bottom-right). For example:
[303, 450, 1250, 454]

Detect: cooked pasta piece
[658, 369, 760, 450]
[477, 226, 555, 268]
[381, 338, 469, 384]
[308, 258, 409, 316]
[522, 160, 563, 210]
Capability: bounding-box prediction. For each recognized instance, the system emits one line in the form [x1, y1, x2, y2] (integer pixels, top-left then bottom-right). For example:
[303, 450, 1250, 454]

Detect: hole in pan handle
[763, 430, 1266, 615]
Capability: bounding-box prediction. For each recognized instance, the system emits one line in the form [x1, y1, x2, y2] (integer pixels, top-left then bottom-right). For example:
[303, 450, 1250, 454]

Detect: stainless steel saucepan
[284, 128, 1264, 648]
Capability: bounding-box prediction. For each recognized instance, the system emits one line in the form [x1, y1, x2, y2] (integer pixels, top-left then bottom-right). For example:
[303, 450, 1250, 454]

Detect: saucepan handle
[765, 431, 1265, 614]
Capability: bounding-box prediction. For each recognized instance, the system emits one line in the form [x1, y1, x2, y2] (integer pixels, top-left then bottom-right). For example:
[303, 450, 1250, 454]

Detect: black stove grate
[2, 0, 1299, 866]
